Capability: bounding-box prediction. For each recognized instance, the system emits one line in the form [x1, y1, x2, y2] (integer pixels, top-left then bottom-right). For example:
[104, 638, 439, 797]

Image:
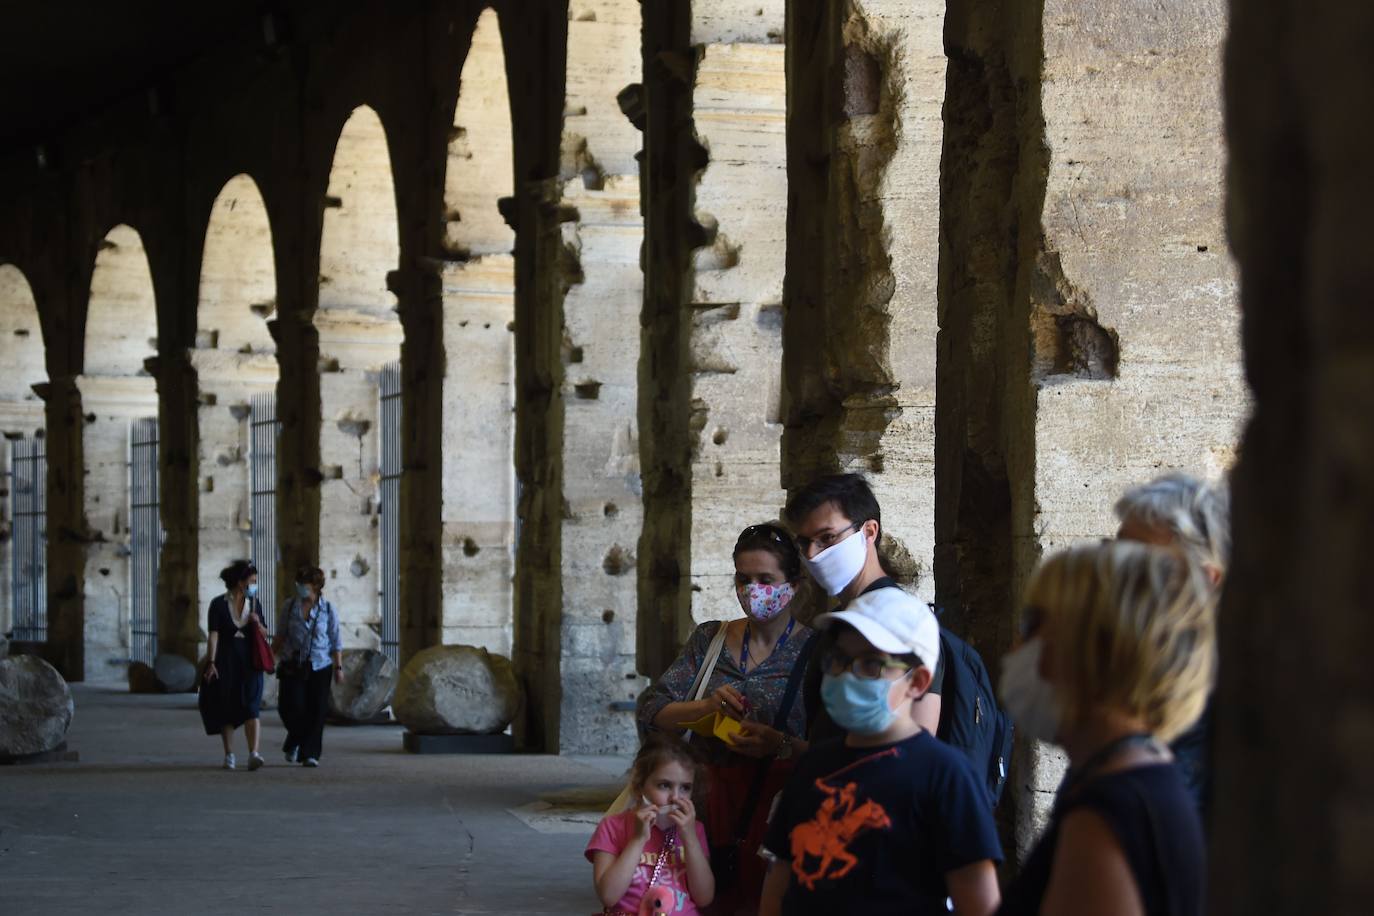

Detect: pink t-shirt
[585, 811, 709, 915]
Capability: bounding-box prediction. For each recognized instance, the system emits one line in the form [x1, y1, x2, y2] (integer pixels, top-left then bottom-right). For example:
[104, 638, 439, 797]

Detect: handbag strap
[728, 631, 820, 845]
[688, 622, 729, 703]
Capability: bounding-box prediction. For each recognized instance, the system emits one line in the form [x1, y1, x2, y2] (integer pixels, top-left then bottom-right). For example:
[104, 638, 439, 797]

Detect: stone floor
[0, 685, 631, 915]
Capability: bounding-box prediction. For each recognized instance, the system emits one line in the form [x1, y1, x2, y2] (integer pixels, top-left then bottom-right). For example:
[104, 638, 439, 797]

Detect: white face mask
[803, 526, 868, 596]
[998, 637, 1061, 742]
[642, 795, 676, 831]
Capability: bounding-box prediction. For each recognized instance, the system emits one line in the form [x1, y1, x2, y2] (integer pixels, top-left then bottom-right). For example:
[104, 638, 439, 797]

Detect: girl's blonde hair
[1026, 540, 1216, 742]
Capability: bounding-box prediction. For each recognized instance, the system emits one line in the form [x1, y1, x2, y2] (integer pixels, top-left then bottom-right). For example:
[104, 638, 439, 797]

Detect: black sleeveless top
[998, 763, 1205, 916]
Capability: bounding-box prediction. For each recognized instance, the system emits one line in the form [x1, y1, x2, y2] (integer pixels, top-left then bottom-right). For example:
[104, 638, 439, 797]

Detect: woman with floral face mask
[637, 522, 818, 916]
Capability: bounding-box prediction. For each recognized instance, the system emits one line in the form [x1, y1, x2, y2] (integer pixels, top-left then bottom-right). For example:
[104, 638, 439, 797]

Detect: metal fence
[250, 393, 280, 629]
[379, 363, 402, 663]
[129, 417, 161, 665]
[9, 436, 47, 643]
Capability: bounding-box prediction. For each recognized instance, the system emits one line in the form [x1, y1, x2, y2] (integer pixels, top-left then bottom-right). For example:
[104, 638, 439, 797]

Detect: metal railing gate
[129, 417, 161, 665]
[250, 393, 280, 629]
[379, 364, 402, 663]
[9, 436, 47, 643]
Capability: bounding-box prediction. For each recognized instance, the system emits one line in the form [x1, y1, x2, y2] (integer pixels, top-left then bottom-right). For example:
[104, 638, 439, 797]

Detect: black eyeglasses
[796, 520, 862, 555]
[820, 648, 912, 681]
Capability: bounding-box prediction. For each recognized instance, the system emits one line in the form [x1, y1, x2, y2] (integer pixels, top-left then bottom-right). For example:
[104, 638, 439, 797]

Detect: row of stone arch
[0, 9, 518, 684]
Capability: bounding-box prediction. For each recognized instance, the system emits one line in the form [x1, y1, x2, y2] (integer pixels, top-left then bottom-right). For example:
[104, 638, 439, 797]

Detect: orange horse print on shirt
[789, 779, 893, 890]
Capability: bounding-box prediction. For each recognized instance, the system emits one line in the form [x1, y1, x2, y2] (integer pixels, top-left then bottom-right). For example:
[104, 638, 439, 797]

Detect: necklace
[740, 616, 795, 675]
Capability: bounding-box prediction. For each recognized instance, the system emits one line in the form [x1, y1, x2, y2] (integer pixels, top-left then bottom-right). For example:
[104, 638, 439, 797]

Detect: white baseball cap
[815, 587, 941, 671]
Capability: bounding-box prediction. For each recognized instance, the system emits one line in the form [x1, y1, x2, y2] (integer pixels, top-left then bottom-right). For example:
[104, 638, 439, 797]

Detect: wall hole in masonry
[604, 502, 618, 517]
[463, 537, 480, 557]
[712, 427, 728, 445]
[574, 380, 602, 400]
[602, 609, 615, 624]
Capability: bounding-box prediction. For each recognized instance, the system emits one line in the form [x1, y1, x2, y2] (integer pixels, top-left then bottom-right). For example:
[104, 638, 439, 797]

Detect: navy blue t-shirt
[763, 731, 1003, 915]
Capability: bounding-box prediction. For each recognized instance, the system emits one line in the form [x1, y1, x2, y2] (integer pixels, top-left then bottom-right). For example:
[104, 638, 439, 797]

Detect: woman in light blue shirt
[272, 565, 343, 767]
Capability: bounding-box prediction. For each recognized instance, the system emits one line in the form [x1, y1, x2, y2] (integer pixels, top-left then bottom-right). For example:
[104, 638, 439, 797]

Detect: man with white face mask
[783, 474, 944, 741]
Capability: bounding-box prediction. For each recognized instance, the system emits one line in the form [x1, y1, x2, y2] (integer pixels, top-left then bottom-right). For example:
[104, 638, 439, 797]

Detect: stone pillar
[33, 376, 84, 680]
[74, 375, 158, 681]
[268, 312, 322, 606]
[938, 0, 1245, 856]
[506, 0, 571, 752]
[1213, 1, 1374, 911]
[156, 353, 204, 663]
[393, 264, 445, 664]
[638, 0, 789, 677]
[782, 0, 943, 597]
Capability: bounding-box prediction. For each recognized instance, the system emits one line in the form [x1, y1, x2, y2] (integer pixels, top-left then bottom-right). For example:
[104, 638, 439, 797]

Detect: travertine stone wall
[441, 9, 517, 657]
[0, 265, 47, 638]
[78, 225, 160, 681]
[782, 0, 943, 600]
[557, 0, 646, 754]
[193, 175, 278, 622]
[1215, 0, 1374, 910]
[688, 40, 788, 622]
[315, 106, 403, 650]
[939, 0, 1245, 855]
[638, 0, 788, 678]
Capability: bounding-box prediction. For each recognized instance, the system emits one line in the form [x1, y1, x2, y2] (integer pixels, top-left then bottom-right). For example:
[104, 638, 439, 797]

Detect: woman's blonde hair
[1026, 541, 1216, 742]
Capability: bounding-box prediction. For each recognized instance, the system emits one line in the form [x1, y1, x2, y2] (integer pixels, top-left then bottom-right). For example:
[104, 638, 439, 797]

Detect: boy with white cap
[758, 587, 1001, 916]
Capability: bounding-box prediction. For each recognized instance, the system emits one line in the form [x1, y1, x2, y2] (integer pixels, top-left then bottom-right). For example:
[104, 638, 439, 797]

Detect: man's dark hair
[783, 473, 882, 545]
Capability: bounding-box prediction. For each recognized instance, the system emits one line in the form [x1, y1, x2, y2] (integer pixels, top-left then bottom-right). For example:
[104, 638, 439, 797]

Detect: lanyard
[740, 616, 795, 675]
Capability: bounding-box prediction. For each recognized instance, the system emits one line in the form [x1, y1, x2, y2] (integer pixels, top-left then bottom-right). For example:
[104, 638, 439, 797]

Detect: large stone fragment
[154, 654, 198, 693]
[393, 645, 521, 735]
[0, 656, 75, 757]
[329, 648, 397, 722]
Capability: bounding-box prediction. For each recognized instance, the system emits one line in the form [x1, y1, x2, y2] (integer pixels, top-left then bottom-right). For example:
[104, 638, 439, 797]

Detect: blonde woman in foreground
[995, 541, 1215, 916]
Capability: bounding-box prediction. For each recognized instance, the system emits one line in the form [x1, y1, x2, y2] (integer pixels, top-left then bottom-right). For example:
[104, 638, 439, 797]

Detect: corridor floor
[0, 685, 629, 915]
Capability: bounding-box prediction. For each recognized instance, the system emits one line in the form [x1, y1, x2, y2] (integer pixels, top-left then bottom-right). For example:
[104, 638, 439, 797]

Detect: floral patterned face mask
[737, 581, 796, 622]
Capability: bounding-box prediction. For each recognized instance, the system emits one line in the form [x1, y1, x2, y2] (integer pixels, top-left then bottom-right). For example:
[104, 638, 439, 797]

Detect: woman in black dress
[198, 559, 267, 770]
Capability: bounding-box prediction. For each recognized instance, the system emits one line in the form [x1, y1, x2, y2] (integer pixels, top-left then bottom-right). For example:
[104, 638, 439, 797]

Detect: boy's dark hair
[783, 473, 882, 546]
[630, 733, 710, 806]
[733, 522, 803, 582]
[219, 559, 257, 591]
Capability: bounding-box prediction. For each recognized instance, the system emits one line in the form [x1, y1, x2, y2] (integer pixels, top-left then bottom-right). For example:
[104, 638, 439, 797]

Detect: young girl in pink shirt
[586, 736, 715, 915]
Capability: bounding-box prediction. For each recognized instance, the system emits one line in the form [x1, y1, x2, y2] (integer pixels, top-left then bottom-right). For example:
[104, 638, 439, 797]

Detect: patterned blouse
[637, 618, 814, 767]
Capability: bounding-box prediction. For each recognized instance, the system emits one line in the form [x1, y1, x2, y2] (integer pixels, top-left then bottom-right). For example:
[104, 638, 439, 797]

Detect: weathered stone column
[393, 263, 445, 664]
[34, 376, 85, 680]
[268, 311, 322, 608]
[1213, 1, 1374, 911]
[938, 0, 1245, 856]
[782, 0, 943, 598]
[638, 0, 790, 677]
[505, 0, 571, 752]
[156, 352, 205, 663]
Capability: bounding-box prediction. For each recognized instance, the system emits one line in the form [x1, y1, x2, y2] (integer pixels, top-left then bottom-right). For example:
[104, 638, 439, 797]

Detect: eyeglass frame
[820, 647, 914, 681]
[795, 519, 865, 555]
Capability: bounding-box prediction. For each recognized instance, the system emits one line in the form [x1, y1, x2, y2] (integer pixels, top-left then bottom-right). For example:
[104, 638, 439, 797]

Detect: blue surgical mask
[821, 671, 903, 736]
[245, 583, 259, 598]
[296, 583, 312, 599]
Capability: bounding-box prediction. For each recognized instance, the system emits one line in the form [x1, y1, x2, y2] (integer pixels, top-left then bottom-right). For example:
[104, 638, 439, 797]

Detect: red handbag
[250, 622, 276, 673]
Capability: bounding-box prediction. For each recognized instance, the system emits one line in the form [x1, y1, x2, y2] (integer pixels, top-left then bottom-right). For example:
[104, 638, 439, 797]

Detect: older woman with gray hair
[1114, 472, 1229, 818]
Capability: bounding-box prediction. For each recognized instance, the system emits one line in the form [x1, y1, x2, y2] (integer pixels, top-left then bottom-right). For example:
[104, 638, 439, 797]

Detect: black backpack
[933, 619, 1014, 809]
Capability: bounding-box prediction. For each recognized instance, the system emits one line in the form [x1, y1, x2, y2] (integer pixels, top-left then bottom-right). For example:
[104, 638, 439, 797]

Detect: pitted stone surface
[0, 655, 74, 757]
[153, 654, 198, 693]
[329, 647, 397, 721]
[394, 644, 522, 735]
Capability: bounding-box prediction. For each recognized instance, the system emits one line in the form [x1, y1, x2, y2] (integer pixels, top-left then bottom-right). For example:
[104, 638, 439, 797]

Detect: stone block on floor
[393, 644, 522, 735]
[154, 654, 198, 693]
[0, 655, 75, 757]
[329, 648, 397, 722]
